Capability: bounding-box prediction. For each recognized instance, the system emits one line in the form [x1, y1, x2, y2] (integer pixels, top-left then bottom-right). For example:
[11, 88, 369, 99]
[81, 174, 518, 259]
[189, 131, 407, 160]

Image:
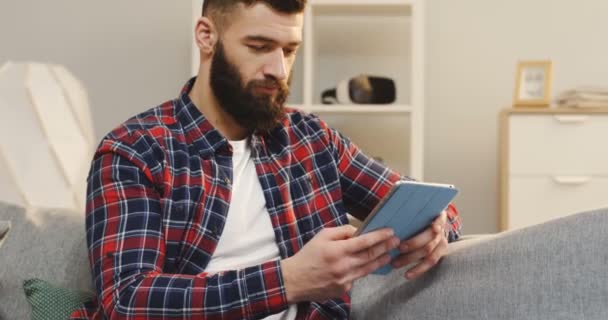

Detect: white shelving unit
[192, 0, 424, 179]
[298, 104, 413, 114]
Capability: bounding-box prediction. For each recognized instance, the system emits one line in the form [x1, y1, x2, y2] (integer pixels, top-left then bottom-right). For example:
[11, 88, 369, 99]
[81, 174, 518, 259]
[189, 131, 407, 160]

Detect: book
[556, 87, 608, 108]
[355, 180, 458, 275]
[560, 86, 608, 96]
[557, 99, 608, 108]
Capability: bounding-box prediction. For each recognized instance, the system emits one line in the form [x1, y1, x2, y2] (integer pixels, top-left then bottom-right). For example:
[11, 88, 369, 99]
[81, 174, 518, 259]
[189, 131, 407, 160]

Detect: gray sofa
[1, 201, 607, 319]
[352, 208, 608, 319]
[0, 202, 92, 320]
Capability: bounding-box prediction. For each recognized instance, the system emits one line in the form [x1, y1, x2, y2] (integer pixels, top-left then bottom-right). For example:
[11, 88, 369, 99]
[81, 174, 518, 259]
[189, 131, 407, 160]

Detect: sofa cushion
[0, 202, 93, 319]
[350, 208, 608, 320]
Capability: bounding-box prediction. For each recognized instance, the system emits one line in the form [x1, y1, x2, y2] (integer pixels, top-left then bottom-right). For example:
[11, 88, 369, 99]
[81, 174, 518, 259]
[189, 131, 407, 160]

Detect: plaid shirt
[71, 78, 461, 320]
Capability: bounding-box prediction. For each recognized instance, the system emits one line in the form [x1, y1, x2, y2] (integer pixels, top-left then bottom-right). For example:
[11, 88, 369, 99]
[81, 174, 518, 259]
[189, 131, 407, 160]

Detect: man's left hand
[391, 210, 449, 280]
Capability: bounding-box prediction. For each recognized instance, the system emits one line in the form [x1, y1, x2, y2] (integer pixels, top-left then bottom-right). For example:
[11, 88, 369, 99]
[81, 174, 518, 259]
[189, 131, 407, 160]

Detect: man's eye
[284, 48, 296, 57]
[248, 45, 268, 52]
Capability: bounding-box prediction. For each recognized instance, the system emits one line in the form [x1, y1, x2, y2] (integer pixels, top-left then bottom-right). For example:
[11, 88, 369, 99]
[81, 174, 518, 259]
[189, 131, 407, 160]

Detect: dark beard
[209, 40, 291, 133]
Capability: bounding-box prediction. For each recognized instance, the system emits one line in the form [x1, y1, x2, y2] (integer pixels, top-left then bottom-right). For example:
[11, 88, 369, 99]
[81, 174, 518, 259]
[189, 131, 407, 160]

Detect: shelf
[292, 104, 413, 114]
[311, 0, 413, 16]
[192, 0, 425, 179]
[311, 14, 412, 104]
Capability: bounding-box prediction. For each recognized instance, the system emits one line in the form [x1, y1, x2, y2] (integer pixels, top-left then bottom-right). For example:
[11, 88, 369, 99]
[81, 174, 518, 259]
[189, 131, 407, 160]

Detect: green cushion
[23, 278, 94, 320]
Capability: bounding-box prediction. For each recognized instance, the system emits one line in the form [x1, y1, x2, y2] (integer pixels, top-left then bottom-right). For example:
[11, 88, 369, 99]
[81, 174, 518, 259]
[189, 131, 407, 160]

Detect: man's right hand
[280, 225, 399, 303]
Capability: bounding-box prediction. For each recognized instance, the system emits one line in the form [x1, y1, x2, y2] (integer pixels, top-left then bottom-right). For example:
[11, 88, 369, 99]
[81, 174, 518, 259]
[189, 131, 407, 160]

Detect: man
[71, 0, 461, 319]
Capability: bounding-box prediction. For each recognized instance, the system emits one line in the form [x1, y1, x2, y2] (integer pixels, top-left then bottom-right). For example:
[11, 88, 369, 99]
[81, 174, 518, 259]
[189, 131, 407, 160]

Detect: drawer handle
[552, 176, 592, 185]
[553, 115, 589, 124]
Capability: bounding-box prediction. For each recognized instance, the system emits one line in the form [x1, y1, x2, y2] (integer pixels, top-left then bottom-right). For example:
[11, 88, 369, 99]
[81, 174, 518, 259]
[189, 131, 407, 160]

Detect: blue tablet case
[356, 181, 458, 275]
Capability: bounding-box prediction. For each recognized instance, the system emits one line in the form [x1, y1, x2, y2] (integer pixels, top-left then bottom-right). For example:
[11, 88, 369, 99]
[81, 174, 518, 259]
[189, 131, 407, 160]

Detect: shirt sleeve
[320, 121, 462, 242]
[86, 138, 289, 319]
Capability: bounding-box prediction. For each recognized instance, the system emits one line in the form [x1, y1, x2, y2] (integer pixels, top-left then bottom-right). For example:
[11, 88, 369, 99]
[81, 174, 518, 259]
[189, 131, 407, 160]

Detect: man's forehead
[228, 3, 303, 44]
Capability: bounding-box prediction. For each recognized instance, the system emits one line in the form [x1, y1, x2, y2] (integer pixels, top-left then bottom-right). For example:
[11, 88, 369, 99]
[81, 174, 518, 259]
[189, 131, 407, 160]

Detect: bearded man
[71, 1, 461, 319]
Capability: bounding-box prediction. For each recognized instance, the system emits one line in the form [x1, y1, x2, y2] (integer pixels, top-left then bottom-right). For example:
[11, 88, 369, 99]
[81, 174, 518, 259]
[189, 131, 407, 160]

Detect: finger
[399, 227, 435, 253]
[404, 238, 448, 280]
[392, 232, 443, 269]
[342, 228, 394, 254]
[350, 253, 393, 281]
[322, 225, 358, 241]
[351, 236, 400, 267]
[432, 211, 448, 232]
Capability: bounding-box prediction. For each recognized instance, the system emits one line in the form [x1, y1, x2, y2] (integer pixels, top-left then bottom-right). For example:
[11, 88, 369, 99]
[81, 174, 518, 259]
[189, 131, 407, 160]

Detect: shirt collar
[175, 77, 286, 158]
[175, 77, 230, 158]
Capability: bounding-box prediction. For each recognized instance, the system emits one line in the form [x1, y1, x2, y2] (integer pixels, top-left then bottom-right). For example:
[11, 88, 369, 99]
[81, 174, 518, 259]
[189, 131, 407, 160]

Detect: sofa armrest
[351, 209, 608, 320]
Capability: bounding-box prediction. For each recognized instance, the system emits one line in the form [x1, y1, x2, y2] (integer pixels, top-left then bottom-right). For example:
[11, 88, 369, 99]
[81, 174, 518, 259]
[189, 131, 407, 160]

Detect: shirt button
[210, 225, 221, 237]
[224, 176, 231, 187]
[175, 205, 185, 218]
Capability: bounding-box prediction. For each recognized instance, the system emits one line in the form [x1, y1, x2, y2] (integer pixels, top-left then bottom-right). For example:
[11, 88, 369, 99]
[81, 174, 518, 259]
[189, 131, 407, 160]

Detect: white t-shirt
[205, 138, 297, 320]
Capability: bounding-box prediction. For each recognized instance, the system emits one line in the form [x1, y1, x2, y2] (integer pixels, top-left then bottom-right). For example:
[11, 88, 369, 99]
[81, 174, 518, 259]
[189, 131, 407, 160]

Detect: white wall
[425, 0, 608, 233]
[0, 0, 192, 140]
[3, 1, 608, 234]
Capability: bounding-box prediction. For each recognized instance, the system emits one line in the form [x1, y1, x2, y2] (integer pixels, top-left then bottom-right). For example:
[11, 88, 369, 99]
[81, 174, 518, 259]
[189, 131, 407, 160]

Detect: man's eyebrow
[244, 35, 302, 47]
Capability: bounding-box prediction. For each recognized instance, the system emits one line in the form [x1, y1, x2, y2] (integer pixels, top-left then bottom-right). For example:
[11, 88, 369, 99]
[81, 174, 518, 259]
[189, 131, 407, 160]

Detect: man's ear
[194, 16, 218, 55]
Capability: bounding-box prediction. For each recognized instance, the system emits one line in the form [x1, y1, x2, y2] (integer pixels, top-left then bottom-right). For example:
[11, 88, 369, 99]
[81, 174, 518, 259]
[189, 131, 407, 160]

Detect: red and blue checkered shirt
[71, 78, 461, 320]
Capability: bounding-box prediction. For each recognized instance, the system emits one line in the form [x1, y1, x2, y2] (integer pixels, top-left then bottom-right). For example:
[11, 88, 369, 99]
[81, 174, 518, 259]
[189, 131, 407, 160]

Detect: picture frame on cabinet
[513, 60, 553, 107]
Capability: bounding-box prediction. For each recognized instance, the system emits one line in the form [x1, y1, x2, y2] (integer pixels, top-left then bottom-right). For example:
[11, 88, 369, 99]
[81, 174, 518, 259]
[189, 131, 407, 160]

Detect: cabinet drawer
[509, 114, 608, 175]
[507, 176, 608, 230]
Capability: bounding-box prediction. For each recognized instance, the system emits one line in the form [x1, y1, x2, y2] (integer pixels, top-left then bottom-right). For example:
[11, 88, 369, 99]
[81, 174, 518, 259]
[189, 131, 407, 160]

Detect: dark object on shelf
[322, 75, 396, 105]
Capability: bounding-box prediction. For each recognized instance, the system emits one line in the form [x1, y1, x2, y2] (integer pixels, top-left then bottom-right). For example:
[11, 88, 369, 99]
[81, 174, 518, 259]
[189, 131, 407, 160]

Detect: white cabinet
[192, 0, 425, 179]
[499, 108, 608, 231]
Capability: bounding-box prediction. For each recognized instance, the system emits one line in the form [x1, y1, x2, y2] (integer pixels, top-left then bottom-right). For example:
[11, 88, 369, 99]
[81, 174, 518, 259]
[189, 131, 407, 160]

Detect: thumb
[321, 225, 357, 241]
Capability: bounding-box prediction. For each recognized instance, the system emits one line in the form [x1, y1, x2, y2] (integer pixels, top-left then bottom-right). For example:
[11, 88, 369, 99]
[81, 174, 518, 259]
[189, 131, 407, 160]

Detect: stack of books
[556, 87, 608, 108]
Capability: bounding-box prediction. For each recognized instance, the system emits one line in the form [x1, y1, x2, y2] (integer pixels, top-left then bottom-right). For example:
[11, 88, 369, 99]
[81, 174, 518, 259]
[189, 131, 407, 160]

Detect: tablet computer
[354, 180, 458, 275]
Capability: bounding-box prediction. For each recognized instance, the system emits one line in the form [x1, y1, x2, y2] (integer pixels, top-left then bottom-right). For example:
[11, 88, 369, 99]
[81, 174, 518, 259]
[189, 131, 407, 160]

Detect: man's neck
[188, 73, 250, 141]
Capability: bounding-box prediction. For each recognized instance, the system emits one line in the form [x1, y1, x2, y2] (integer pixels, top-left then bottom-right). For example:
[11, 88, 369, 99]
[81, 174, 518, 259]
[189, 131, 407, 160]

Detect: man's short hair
[202, 0, 307, 32]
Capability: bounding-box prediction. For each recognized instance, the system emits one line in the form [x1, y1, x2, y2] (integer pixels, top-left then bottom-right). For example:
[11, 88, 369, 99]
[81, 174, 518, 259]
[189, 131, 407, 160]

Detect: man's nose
[263, 49, 288, 81]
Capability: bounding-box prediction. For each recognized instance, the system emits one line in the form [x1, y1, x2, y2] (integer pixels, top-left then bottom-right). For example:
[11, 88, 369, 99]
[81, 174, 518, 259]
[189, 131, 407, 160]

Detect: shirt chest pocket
[289, 170, 314, 206]
[287, 164, 340, 233]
